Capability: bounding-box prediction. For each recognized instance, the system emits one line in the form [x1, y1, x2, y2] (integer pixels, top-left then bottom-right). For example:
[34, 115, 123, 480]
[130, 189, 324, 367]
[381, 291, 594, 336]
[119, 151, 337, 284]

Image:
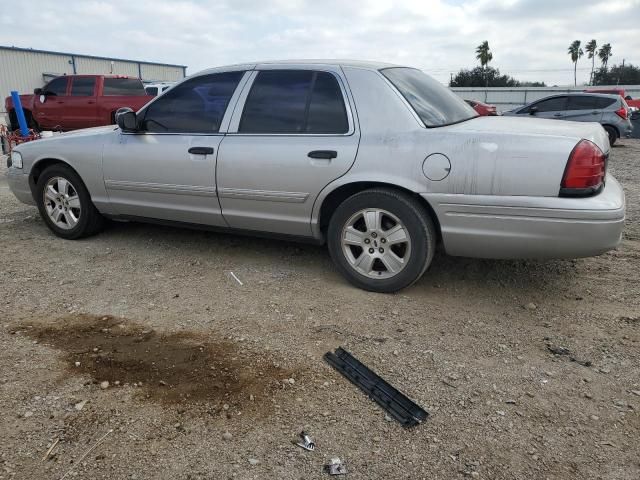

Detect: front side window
[142, 71, 244, 133]
[533, 96, 567, 112]
[239, 70, 349, 134]
[70, 77, 96, 96]
[381, 67, 477, 127]
[45, 77, 68, 96]
[103, 78, 146, 96]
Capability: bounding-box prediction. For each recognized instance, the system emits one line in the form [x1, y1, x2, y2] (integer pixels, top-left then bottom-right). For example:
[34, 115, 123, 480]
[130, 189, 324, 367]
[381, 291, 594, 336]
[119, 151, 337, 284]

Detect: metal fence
[451, 85, 640, 112]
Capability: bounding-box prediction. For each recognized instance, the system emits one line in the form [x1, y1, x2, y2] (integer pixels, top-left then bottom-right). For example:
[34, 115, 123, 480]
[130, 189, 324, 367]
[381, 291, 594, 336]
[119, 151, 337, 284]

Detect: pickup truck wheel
[604, 126, 617, 146]
[35, 164, 104, 239]
[327, 189, 436, 293]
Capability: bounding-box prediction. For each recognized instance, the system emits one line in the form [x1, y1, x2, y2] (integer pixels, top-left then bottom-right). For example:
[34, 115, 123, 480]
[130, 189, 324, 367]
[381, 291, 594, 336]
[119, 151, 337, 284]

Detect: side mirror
[529, 106, 538, 115]
[34, 88, 43, 95]
[115, 108, 137, 132]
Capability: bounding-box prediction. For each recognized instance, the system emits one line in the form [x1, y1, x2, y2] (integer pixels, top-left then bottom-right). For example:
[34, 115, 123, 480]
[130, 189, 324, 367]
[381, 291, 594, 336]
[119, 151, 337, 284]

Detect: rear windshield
[103, 78, 146, 96]
[381, 67, 477, 127]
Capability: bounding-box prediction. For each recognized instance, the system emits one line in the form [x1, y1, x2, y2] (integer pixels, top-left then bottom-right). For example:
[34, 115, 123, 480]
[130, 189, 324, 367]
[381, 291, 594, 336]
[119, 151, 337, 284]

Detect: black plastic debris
[323, 347, 428, 428]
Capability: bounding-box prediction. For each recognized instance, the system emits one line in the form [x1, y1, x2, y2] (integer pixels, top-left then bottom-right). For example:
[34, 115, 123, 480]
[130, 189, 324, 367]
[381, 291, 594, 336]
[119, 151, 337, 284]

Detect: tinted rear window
[381, 67, 477, 127]
[567, 95, 616, 110]
[71, 77, 96, 96]
[239, 70, 349, 134]
[103, 78, 145, 96]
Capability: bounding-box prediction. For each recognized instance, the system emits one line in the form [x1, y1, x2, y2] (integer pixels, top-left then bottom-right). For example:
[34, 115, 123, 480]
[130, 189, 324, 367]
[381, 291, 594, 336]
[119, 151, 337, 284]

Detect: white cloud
[1, 0, 639, 85]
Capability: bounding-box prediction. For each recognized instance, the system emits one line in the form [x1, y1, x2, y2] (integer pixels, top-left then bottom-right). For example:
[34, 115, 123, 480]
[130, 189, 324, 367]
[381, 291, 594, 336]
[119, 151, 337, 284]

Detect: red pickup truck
[5, 74, 152, 131]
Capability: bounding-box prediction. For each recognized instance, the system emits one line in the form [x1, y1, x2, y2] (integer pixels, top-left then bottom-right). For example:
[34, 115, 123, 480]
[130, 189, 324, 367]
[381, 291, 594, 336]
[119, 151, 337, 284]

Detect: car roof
[538, 92, 621, 100]
[194, 59, 403, 76]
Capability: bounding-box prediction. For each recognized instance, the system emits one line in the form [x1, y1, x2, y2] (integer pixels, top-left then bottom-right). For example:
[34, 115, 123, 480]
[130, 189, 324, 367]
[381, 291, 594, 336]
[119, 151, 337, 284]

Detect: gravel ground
[0, 140, 638, 480]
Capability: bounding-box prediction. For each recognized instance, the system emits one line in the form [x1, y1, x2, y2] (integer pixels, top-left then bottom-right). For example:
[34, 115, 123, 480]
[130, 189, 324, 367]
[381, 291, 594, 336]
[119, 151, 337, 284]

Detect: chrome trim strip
[105, 180, 217, 197]
[219, 187, 308, 203]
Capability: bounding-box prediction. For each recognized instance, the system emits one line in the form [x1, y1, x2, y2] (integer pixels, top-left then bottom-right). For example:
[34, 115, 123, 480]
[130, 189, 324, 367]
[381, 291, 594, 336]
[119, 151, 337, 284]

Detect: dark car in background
[504, 93, 633, 145]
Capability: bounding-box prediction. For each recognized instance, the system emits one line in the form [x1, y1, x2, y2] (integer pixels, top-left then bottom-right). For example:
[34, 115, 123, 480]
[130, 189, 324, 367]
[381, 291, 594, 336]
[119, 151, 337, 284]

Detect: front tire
[327, 189, 436, 293]
[35, 164, 104, 239]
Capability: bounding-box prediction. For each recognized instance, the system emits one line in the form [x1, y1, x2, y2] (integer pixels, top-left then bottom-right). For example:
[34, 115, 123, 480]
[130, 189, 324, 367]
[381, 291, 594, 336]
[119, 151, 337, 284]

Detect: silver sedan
[6, 60, 625, 292]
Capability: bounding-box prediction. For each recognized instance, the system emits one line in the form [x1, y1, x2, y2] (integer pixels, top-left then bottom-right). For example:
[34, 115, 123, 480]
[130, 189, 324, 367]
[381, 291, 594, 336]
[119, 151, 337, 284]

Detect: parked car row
[6, 61, 625, 292]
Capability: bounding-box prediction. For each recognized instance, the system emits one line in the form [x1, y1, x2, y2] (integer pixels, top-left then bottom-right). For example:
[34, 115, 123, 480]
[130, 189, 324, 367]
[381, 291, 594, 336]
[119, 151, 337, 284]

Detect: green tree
[585, 39, 597, 85]
[567, 40, 584, 86]
[598, 43, 612, 69]
[475, 40, 493, 86]
[593, 62, 640, 85]
[449, 66, 545, 87]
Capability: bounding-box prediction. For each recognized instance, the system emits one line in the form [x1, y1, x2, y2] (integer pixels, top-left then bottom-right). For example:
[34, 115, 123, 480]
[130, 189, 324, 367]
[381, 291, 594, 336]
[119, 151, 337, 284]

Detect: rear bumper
[422, 174, 625, 259]
[6, 167, 35, 205]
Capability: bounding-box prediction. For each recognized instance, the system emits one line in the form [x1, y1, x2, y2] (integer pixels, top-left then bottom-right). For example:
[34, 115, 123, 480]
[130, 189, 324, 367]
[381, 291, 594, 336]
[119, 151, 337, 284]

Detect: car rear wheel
[35, 164, 104, 239]
[327, 188, 436, 292]
[604, 125, 617, 146]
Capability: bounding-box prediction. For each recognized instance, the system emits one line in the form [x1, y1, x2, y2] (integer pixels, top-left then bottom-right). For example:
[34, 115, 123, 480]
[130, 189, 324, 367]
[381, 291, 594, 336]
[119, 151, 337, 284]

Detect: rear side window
[44, 77, 68, 96]
[145, 86, 158, 96]
[103, 78, 145, 96]
[70, 77, 96, 96]
[142, 71, 244, 133]
[239, 70, 349, 134]
[533, 96, 567, 112]
[594, 97, 617, 109]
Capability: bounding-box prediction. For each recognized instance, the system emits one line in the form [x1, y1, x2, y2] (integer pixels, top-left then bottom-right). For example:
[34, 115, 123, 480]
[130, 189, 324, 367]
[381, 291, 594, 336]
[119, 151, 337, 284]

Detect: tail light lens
[560, 139, 606, 196]
[615, 107, 628, 120]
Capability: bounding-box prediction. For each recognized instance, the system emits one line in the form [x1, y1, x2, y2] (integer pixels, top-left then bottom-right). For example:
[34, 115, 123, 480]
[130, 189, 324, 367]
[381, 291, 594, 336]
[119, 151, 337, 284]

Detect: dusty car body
[6, 60, 626, 292]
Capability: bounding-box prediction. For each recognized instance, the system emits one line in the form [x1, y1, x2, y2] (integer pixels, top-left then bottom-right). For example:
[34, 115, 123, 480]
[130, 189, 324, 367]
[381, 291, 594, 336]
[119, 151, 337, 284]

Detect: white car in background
[144, 83, 174, 96]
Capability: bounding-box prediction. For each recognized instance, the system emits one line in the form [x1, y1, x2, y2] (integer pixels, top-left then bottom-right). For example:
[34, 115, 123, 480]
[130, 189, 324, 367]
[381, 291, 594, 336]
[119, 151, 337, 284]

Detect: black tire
[8, 110, 19, 131]
[8, 109, 38, 131]
[35, 164, 104, 239]
[327, 188, 436, 293]
[604, 125, 617, 146]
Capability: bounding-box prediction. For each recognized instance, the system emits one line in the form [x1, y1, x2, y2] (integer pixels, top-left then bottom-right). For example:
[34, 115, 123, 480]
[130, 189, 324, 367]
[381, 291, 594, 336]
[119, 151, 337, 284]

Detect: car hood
[446, 116, 610, 154]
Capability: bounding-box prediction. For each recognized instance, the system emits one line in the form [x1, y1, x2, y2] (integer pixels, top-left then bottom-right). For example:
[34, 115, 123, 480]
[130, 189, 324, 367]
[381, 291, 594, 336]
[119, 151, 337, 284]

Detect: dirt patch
[17, 314, 293, 410]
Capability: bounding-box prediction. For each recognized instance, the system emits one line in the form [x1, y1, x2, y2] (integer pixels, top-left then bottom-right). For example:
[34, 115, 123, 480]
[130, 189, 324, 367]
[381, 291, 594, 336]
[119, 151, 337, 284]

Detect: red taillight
[615, 107, 628, 120]
[560, 140, 606, 196]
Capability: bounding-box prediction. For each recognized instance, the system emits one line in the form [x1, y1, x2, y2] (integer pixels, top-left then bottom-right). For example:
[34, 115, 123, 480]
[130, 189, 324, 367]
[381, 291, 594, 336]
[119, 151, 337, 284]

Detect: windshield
[381, 67, 477, 127]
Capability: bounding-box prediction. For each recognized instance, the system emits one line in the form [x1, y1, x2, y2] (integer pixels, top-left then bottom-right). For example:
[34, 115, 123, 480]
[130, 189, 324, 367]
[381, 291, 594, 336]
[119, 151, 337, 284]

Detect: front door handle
[591, 111, 600, 115]
[552, 113, 562, 117]
[308, 150, 337, 160]
[188, 146, 214, 155]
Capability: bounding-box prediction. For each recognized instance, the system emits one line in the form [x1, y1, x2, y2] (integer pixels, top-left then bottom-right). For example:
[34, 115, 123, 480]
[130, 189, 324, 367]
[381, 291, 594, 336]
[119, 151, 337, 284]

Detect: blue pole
[10, 91, 30, 136]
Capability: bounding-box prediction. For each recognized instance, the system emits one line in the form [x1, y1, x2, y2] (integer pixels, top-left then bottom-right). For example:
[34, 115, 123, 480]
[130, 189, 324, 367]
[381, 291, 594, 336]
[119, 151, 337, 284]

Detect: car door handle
[591, 111, 600, 115]
[188, 147, 214, 155]
[308, 150, 337, 159]
[552, 113, 562, 117]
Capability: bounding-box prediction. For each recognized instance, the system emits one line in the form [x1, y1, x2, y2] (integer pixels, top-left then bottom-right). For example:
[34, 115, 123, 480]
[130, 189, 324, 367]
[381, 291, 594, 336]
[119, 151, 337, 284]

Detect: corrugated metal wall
[1, 47, 186, 119]
[452, 86, 640, 112]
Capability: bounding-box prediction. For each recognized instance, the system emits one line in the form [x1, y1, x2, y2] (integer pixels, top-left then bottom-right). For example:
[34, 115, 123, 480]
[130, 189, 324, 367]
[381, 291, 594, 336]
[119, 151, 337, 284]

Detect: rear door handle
[188, 147, 214, 155]
[552, 113, 562, 117]
[591, 111, 600, 115]
[308, 150, 337, 159]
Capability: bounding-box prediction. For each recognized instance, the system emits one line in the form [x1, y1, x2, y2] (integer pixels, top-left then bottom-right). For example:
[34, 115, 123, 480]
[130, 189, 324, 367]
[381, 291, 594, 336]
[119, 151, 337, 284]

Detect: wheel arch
[602, 123, 620, 138]
[28, 158, 82, 199]
[316, 181, 442, 242]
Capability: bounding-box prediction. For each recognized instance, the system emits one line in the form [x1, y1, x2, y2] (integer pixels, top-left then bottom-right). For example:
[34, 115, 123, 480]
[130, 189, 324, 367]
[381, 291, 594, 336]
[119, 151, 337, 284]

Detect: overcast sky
[1, 0, 639, 86]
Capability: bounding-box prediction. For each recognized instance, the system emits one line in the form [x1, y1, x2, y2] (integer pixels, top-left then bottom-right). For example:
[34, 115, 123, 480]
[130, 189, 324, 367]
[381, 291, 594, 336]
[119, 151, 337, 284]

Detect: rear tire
[604, 125, 617, 146]
[327, 188, 436, 293]
[35, 164, 104, 239]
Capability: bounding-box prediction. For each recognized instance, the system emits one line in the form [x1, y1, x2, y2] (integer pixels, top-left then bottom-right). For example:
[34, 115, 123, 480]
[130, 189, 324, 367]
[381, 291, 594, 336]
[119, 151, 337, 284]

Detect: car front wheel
[35, 164, 104, 239]
[328, 188, 436, 292]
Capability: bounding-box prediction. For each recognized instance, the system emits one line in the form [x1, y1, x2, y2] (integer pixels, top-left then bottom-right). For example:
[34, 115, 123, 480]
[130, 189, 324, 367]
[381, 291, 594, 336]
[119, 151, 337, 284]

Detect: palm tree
[598, 43, 612, 69]
[567, 40, 583, 86]
[475, 41, 493, 86]
[585, 39, 597, 85]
